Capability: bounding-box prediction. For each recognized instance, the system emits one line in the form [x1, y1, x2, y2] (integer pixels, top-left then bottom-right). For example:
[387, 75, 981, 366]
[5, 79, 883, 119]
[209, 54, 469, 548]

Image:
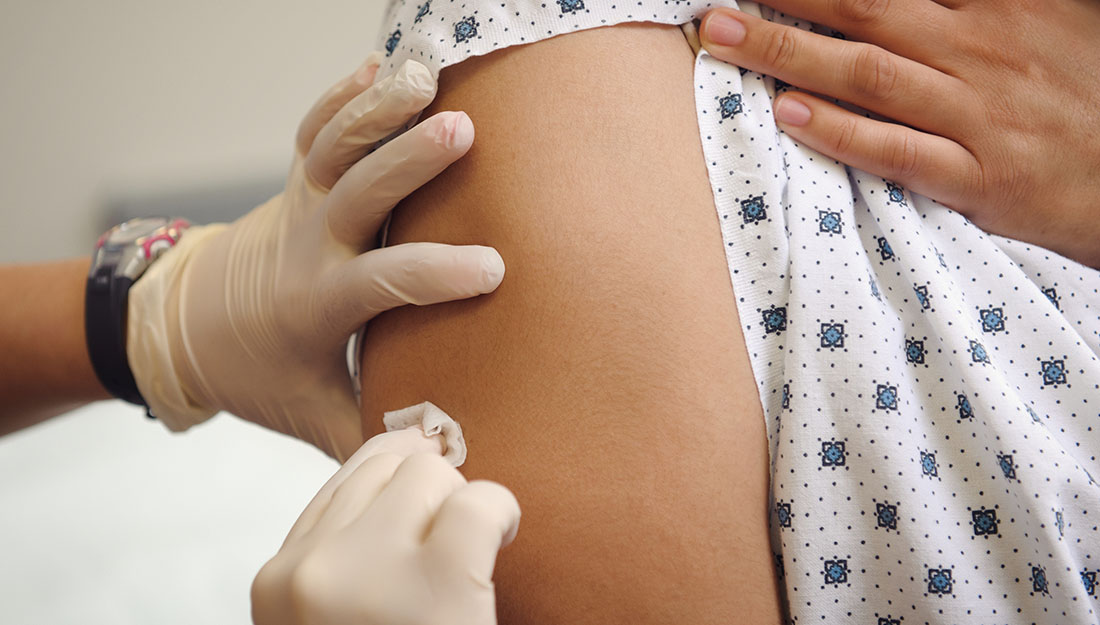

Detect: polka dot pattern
[376, 1, 1100, 622]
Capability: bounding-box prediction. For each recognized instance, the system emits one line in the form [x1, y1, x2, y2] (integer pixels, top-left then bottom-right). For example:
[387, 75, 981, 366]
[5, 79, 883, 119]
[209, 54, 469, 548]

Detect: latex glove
[252, 431, 520, 625]
[699, 0, 1100, 267]
[127, 54, 505, 460]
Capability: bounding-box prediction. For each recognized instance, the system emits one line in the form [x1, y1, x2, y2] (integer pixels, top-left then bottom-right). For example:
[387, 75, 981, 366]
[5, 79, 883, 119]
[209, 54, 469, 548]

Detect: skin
[360, 23, 783, 625]
[0, 258, 108, 433]
[699, 0, 1100, 267]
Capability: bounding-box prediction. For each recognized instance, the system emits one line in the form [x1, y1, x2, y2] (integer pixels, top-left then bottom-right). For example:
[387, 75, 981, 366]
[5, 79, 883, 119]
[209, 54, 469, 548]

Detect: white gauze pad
[383, 401, 467, 467]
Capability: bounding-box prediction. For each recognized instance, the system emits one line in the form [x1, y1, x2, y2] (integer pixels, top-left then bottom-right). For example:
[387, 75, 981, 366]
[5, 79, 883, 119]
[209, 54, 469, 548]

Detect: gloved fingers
[324, 110, 474, 249]
[345, 428, 446, 474]
[424, 480, 521, 580]
[311, 451, 435, 537]
[295, 52, 385, 157]
[283, 452, 402, 546]
[306, 60, 438, 191]
[359, 453, 467, 542]
[321, 242, 505, 338]
[284, 430, 444, 544]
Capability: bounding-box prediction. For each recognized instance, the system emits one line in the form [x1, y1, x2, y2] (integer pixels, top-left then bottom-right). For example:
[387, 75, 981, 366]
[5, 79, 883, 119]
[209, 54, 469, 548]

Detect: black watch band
[85, 268, 145, 406]
[84, 217, 191, 410]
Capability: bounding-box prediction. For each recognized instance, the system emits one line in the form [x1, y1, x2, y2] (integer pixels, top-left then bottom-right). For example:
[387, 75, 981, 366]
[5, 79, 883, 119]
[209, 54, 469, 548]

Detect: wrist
[127, 223, 228, 430]
[86, 218, 194, 410]
[0, 258, 110, 434]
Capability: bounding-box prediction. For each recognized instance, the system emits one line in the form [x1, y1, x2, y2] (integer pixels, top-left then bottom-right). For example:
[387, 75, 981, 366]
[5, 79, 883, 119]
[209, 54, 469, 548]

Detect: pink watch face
[139, 233, 175, 260]
[138, 221, 189, 260]
[95, 217, 192, 280]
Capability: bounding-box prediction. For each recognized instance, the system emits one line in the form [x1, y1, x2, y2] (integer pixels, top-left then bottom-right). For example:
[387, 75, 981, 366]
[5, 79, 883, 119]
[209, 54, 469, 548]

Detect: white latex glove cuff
[127, 223, 227, 431]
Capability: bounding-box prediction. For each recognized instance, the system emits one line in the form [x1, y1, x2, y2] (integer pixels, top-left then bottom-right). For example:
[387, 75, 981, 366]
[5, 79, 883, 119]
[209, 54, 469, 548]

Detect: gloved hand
[127, 53, 505, 460]
[252, 429, 520, 625]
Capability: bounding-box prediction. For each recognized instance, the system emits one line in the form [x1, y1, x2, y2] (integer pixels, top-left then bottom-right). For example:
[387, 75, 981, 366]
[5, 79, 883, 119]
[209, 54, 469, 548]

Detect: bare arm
[0, 258, 108, 433]
[360, 23, 782, 624]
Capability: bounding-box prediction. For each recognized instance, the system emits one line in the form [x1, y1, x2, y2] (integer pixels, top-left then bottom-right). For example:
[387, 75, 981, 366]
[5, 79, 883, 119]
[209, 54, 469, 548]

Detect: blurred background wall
[0, 1, 388, 622]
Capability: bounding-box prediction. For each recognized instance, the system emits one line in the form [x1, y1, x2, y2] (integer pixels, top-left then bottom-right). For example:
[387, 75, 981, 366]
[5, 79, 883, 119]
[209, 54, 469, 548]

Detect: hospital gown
[375, 1, 1100, 621]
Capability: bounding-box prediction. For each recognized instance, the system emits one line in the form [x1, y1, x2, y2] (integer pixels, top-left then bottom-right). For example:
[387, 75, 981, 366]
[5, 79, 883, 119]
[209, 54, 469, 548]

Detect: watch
[85, 217, 192, 410]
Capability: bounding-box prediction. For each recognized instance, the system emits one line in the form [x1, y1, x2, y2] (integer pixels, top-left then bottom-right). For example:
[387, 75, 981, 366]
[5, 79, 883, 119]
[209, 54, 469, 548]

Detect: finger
[306, 60, 438, 190]
[321, 242, 505, 337]
[296, 51, 385, 157]
[773, 91, 981, 211]
[700, 8, 968, 136]
[283, 452, 403, 545]
[361, 453, 468, 542]
[314, 435, 448, 536]
[424, 481, 521, 581]
[702, 0, 953, 60]
[324, 111, 474, 248]
[284, 429, 446, 543]
[330, 428, 446, 492]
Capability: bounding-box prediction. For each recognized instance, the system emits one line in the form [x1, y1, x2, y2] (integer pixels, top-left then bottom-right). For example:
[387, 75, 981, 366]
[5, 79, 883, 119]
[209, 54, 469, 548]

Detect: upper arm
[360, 23, 782, 623]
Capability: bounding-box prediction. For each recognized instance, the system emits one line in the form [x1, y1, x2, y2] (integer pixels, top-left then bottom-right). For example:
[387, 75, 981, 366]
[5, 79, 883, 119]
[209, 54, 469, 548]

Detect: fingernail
[440, 111, 475, 151]
[480, 248, 506, 291]
[775, 96, 812, 126]
[704, 12, 747, 47]
[353, 52, 385, 86]
[353, 59, 380, 86]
